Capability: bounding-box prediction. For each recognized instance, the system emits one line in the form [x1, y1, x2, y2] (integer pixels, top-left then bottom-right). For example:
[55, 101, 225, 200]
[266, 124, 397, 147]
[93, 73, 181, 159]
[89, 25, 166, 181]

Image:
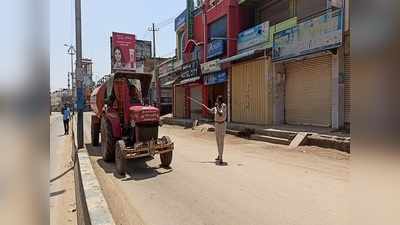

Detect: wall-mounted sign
[111, 32, 136, 72]
[273, 9, 343, 61]
[265, 17, 297, 49]
[237, 21, 269, 52]
[201, 59, 221, 74]
[175, 9, 187, 31]
[203, 71, 227, 86]
[181, 60, 199, 79]
[186, 0, 194, 39]
[207, 39, 225, 59]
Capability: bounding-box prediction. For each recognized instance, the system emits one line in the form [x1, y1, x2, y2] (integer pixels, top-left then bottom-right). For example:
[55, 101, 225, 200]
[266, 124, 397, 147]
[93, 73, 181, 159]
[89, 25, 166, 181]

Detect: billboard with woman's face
[111, 32, 136, 72]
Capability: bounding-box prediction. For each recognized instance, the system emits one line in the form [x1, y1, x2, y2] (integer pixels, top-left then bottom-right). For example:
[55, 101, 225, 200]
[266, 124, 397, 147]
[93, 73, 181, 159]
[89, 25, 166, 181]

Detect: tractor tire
[115, 140, 127, 176]
[160, 135, 173, 167]
[91, 122, 100, 146]
[101, 118, 115, 162]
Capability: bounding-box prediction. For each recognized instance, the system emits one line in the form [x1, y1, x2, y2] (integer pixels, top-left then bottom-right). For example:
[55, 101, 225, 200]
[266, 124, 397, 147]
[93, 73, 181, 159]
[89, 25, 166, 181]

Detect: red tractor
[90, 72, 174, 176]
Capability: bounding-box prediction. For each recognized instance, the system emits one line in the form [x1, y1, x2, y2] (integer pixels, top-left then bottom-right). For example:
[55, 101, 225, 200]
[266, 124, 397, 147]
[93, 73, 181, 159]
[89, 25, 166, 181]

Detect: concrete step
[249, 134, 291, 145]
[255, 129, 297, 140]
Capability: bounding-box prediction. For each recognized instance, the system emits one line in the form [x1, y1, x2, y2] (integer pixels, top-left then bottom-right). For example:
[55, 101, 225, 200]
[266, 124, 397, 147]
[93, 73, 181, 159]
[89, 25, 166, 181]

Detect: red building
[173, 0, 247, 120]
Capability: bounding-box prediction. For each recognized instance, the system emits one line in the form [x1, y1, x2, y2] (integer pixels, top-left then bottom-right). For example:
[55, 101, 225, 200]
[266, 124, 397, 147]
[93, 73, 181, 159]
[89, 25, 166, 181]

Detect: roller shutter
[190, 85, 203, 119]
[344, 54, 351, 124]
[174, 86, 185, 118]
[232, 58, 268, 125]
[285, 55, 332, 127]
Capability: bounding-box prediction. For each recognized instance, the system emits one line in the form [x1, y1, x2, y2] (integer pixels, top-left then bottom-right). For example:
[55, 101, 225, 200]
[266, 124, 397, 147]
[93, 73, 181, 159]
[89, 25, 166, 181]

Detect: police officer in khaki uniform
[208, 96, 227, 164]
[188, 95, 227, 164]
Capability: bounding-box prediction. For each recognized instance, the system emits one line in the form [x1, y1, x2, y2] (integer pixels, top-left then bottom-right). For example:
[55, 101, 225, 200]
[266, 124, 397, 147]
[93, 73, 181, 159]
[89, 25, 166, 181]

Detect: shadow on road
[49, 166, 74, 183]
[49, 189, 66, 198]
[86, 143, 173, 181]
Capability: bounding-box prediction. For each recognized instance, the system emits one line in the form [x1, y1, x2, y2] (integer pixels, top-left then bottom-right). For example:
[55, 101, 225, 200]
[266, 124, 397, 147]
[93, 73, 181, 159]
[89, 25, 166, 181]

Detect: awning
[183, 39, 203, 54]
[219, 49, 264, 64]
[175, 76, 200, 86]
[161, 79, 176, 87]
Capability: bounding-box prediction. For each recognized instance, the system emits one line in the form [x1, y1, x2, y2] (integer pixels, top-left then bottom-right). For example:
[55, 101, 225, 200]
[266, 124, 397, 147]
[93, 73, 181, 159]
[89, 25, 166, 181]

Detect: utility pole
[75, 0, 84, 148]
[148, 23, 160, 107]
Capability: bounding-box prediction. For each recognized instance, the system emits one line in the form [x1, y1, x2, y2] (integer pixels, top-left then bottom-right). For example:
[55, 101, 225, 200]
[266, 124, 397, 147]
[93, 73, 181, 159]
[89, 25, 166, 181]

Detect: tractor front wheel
[115, 140, 127, 176]
[101, 118, 115, 162]
[91, 121, 100, 146]
[160, 136, 173, 167]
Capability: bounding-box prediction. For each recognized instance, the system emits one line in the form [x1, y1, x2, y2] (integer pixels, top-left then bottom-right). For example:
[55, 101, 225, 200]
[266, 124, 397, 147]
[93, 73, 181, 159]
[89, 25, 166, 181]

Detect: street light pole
[64, 44, 75, 102]
[75, 0, 84, 148]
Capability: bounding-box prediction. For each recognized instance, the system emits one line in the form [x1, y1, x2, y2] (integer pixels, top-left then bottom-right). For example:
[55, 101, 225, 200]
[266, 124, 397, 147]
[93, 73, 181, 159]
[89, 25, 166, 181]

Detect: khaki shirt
[211, 103, 227, 123]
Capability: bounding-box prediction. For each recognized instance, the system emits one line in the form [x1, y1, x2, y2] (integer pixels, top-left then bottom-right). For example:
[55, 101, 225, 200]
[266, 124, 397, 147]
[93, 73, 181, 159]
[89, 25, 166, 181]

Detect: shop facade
[272, 8, 343, 128]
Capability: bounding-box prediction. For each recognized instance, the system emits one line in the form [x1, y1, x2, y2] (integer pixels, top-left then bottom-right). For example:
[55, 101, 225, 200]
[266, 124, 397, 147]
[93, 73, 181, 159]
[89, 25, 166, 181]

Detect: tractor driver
[129, 83, 142, 105]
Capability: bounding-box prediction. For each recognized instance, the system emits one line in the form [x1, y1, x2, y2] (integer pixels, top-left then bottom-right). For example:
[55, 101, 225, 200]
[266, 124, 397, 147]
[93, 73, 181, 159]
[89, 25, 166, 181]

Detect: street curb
[71, 116, 116, 225]
[161, 117, 350, 153]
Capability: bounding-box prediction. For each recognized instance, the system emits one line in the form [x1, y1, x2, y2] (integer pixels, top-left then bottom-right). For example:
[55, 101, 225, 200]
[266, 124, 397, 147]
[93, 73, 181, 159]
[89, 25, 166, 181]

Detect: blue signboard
[273, 9, 343, 61]
[175, 9, 187, 31]
[237, 21, 269, 52]
[207, 39, 225, 59]
[204, 71, 227, 85]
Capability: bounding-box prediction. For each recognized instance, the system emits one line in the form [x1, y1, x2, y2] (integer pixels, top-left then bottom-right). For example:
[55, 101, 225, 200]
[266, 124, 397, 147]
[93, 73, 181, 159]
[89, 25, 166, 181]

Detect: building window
[256, 0, 290, 25]
[208, 16, 227, 41]
[296, 0, 327, 20]
[177, 31, 185, 61]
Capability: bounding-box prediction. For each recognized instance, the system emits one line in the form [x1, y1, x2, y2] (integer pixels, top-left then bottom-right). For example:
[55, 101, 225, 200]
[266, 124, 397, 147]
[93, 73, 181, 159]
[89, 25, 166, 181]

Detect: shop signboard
[237, 21, 269, 52]
[265, 17, 297, 49]
[181, 60, 199, 79]
[201, 59, 221, 74]
[175, 9, 187, 31]
[111, 32, 136, 72]
[203, 71, 227, 85]
[272, 9, 343, 61]
[207, 40, 225, 59]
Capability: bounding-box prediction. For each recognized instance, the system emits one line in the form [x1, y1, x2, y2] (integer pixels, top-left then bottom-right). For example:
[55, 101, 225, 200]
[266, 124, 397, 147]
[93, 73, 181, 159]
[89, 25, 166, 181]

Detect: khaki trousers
[215, 122, 226, 160]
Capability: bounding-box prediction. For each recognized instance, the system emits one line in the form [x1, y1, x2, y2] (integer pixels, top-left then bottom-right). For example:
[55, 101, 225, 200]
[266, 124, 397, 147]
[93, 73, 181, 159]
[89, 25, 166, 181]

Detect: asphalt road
[83, 112, 349, 225]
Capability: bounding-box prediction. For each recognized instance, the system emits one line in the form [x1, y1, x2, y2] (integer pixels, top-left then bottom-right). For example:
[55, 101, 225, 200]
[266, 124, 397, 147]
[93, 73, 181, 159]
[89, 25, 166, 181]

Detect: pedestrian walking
[188, 95, 227, 165]
[61, 104, 71, 135]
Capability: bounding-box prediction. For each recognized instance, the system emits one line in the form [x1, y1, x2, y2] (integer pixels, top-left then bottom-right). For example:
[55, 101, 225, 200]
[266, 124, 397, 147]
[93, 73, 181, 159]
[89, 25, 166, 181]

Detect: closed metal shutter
[232, 58, 267, 125]
[190, 85, 203, 120]
[344, 54, 351, 124]
[285, 55, 332, 127]
[174, 86, 185, 118]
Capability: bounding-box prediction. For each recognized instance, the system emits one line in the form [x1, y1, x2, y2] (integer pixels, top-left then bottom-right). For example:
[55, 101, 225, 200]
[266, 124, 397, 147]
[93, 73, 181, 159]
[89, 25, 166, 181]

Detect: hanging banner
[207, 40, 225, 59]
[272, 9, 343, 61]
[201, 59, 221, 74]
[111, 32, 136, 72]
[204, 71, 227, 85]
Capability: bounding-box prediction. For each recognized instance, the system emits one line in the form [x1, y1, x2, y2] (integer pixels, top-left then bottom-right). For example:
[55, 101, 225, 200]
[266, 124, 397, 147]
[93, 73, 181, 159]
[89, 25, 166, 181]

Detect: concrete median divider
[71, 115, 116, 225]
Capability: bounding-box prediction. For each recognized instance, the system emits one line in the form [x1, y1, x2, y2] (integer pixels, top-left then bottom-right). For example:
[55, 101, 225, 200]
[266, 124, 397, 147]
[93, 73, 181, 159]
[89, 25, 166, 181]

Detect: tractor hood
[129, 105, 160, 123]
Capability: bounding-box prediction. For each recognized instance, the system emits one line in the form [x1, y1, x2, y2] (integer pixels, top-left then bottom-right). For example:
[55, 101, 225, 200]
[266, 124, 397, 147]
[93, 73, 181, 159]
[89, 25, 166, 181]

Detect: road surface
[50, 113, 76, 225]
[83, 113, 349, 225]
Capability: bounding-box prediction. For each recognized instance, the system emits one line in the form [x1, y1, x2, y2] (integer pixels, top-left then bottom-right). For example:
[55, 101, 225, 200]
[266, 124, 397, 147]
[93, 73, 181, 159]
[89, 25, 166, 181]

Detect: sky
[50, 0, 185, 91]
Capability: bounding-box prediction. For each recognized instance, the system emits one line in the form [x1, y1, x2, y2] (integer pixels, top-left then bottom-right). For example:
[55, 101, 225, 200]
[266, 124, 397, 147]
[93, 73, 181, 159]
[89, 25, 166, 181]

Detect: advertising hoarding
[111, 32, 136, 72]
[136, 40, 152, 60]
[272, 9, 343, 61]
[207, 40, 225, 59]
[237, 21, 269, 52]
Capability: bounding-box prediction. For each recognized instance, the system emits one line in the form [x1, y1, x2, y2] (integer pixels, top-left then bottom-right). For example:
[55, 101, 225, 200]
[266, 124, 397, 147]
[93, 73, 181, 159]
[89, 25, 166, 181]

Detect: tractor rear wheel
[91, 121, 100, 146]
[101, 118, 115, 162]
[115, 140, 127, 176]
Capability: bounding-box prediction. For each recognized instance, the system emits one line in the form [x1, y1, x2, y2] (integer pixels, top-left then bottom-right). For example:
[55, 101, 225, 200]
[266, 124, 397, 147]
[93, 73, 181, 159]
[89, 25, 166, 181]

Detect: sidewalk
[161, 114, 350, 153]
